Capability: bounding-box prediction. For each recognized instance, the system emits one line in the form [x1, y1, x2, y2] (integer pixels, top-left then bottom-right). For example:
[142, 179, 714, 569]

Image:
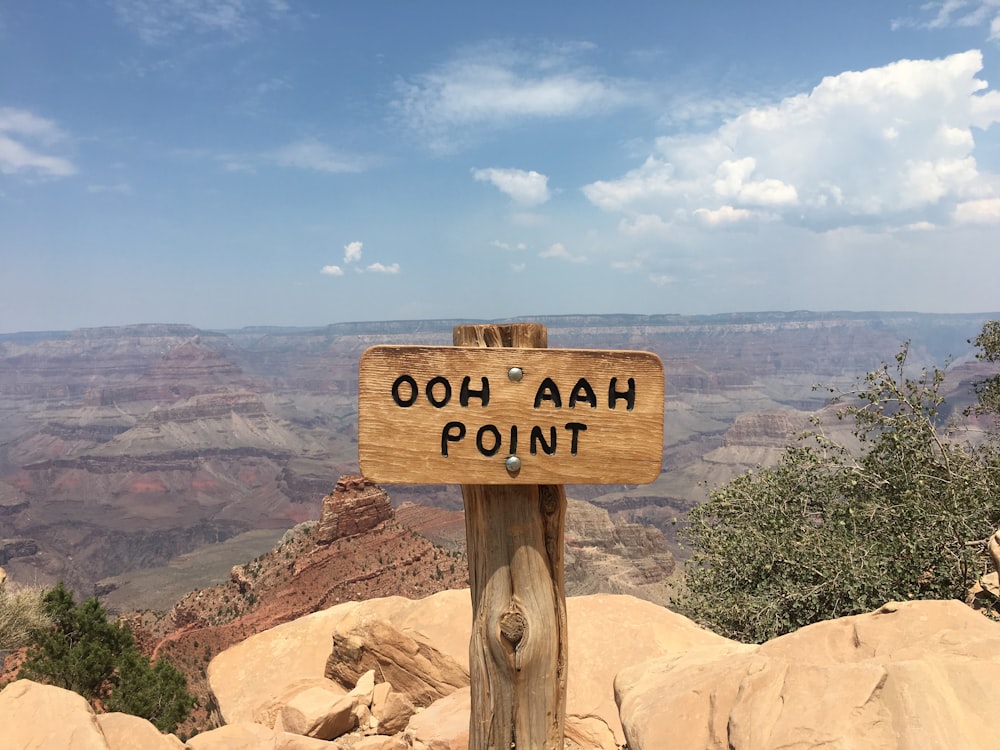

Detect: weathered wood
[357, 345, 664, 484]
[455, 323, 567, 750]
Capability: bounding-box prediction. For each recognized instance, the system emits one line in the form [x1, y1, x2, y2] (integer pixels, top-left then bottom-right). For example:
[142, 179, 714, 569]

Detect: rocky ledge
[5, 592, 1000, 749]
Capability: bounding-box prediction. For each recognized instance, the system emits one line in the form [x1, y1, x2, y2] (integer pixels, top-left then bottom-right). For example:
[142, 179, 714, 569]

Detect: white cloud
[111, 0, 290, 44]
[491, 240, 528, 251]
[511, 262, 526, 272]
[473, 167, 550, 206]
[693, 205, 755, 226]
[343, 241, 363, 263]
[0, 108, 76, 177]
[394, 40, 638, 151]
[268, 138, 367, 174]
[539, 242, 587, 263]
[894, 1, 1000, 39]
[583, 51, 1000, 233]
[648, 273, 675, 287]
[954, 197, 1000, 223]
[366, 262, 400, 274]
[322, 242, 400, 277]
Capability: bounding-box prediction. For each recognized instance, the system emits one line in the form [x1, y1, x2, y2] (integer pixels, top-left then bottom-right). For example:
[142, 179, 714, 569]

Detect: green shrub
[677, 331, 1000, 643]
[18, 583, 195, 731]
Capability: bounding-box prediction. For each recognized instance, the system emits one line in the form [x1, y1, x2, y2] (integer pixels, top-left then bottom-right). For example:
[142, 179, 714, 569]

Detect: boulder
[325, 614, 468, 706]
[185, 722, 330, 750]
[403, 687, 470, 750]
[615, 600, 1000, 750]
[96, 712, 185, 750]
[276, 684, 357, 740]
[252, 677, 347, 728]
[565, 592, 739, 745]
[371, 682, 416, 735]
[209, 599, 361, 723]
[0, 679, 108, 750]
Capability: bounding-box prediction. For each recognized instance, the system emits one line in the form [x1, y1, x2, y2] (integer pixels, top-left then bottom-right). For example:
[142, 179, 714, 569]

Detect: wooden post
[454, 323, 568, 749]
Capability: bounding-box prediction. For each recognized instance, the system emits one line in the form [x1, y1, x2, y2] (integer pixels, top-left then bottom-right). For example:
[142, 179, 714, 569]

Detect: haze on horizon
[2, 1, 1000, 335]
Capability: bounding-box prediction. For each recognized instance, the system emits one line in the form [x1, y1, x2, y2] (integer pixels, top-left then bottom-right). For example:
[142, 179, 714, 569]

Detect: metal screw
[505, 455, 521, 474]
[507, 367, 523, 382]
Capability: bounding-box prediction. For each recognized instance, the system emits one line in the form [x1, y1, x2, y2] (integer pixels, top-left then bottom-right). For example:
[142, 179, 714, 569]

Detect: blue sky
[2, 1, 1000, 333]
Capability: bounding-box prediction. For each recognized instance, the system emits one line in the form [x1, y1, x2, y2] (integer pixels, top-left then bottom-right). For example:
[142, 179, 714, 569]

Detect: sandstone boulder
[403, 687, 470, 750]
[615, 599, 1000, 750]
[252, 677, 347, 728]
[276, 683, 357, 739]
[0, 679, 108, 750]
[96, 712, 185, 750]
[325, 613, 469, 706]
[209, 599, 361, 724]
[185, 722, 330, 750]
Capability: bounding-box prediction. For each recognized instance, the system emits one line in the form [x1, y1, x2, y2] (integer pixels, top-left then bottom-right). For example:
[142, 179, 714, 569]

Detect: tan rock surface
[615, 600, 1000, 750]
[209, 599, 360, 723]
[185, 722, 330, 750]
[0, 679, 109, 750]
[325, 614, 469, 706]
[403, 687, 470, 750]
[277, 684, 357, 739]
[96, 712, 185, 750]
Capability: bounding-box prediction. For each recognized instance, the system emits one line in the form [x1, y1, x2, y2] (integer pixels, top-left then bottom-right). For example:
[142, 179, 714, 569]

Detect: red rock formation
[315, 476, 392, 544]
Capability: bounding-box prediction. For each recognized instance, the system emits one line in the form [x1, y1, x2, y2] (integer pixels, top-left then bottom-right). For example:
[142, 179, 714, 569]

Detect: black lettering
[568, 378, 597, 408]
[391, 374, 418, 407]
[476, 424, 501, 456]
[564, 422, 587, 454]
[608, 377, 636, 411]
[509, 424, 518, 454]
[441, 421, 466, 456]
[530, 425, 557, 455]
[533, 377, 562, 408]
[426, 376, 452, 408]
[460, 376, 490, 407]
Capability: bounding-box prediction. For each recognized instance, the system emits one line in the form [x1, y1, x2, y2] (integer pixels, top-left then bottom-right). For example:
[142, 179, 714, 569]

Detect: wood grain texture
[358, 345, 664, 485]
[455, 324, 568, 750]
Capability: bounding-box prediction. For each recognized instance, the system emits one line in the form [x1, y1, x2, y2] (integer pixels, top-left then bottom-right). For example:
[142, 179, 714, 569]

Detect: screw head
[507, 367, 523, 382]
[505, 455, 522, 473]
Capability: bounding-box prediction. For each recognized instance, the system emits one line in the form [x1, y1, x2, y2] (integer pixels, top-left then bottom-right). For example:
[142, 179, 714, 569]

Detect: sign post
[358, 322, 664, 749]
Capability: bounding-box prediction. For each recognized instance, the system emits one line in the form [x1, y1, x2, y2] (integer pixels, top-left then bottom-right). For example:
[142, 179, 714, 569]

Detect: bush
[18, 583, 195, 731]
[676, 332, 1000, 643]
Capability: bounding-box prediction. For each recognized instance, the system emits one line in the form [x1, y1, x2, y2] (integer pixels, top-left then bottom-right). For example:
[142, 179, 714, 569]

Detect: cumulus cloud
[539, 242, 587, 263]
[394, 40, 638, 151]
[473, 167, 550, 206]
[366, 262, 400, 274]
[0, 107, 76, 177]
[343, 240, 363, 263]
[954, 197, 1000, 223]
[321, 241, 400, 277]
[583, 50, 1000, 233]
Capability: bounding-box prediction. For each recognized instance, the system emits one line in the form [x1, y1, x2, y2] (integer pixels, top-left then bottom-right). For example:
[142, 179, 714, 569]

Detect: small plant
[18, 583, 195, 732]
[0, 581, 50, 652]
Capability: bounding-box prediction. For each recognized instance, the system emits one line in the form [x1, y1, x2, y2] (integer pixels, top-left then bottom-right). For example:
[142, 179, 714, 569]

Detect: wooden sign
[358, 345, 664, 484]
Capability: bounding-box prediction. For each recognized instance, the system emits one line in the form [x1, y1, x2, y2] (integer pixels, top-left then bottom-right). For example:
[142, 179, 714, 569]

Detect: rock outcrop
[615, 599, 1000, 750]
[315, 476, 392, 543]
[6, 593, 1000, 749]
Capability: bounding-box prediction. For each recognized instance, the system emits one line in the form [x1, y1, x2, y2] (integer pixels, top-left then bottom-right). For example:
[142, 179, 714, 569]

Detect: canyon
[0, 312, 994, 601]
